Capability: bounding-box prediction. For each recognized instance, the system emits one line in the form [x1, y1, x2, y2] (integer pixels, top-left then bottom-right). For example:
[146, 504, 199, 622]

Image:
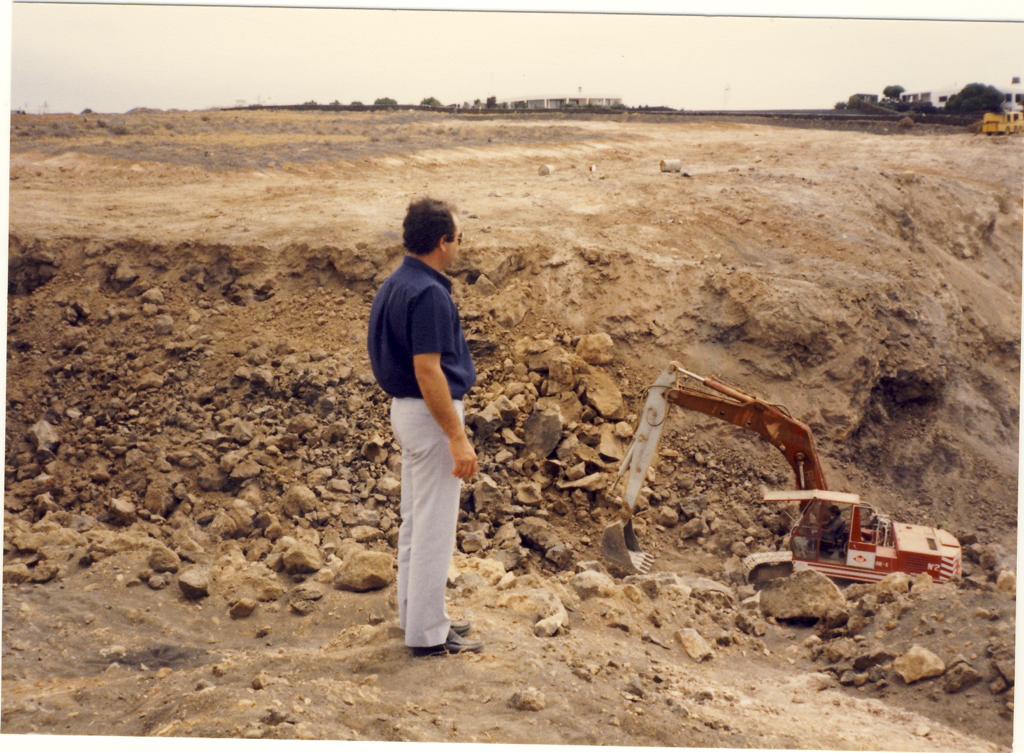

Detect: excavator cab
[790, 497, 852, 563]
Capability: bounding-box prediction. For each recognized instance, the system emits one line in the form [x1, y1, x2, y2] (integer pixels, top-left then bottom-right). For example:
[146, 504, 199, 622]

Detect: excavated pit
[3, 110, 1020, 749]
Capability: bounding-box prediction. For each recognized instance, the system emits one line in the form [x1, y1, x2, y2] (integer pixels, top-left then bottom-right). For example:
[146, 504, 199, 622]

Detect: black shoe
[410, 628, 483, 657]
[450, 619, 472, 636]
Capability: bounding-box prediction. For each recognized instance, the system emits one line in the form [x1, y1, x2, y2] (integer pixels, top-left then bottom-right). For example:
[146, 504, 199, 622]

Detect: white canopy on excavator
[762, 489, 862, 504]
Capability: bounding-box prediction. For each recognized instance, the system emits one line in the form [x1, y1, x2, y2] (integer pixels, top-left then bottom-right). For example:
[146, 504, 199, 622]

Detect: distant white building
[899, 87, 958, 108]
[998, 80, 1024, 111]
[496, 94, 623, 109]
[900, 78, 1023, 111]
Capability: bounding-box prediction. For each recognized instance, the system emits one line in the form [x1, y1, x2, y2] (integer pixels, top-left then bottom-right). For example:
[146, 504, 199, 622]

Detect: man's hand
[449, 433, 479, 480]
[413, 352, 478, 480]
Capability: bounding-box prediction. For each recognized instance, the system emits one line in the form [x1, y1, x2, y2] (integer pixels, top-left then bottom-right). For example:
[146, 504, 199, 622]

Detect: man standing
[367, 198, 483, 657]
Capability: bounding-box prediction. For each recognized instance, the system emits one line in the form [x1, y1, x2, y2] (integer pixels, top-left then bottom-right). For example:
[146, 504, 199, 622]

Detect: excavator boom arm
[665, 385, 829, 491]
[602, 363, 830, 576]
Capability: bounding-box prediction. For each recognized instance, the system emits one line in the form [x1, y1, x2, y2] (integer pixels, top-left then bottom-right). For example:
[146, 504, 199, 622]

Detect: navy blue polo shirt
[367, 255, 477, 399]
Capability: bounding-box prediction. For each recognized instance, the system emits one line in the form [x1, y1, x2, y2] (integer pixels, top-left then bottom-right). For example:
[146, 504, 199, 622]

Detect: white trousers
[389, 397, 464, 647]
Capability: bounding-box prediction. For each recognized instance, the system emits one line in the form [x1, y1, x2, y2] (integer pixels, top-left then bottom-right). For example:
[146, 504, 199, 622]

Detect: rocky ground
[3, 109, 1021, 749]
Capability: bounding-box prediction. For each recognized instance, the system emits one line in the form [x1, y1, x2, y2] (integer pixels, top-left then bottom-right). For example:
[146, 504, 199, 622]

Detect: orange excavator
[601, 363, 962, 586]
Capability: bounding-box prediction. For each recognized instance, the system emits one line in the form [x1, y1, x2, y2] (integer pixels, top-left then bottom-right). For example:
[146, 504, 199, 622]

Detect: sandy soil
[4, 109, 1021, 749]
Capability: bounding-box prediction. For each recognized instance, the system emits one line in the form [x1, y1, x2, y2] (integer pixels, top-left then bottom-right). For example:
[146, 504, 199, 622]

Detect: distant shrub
[420, 97, 442, 107]
[945, 83, 1004, 113]
[350, 100, 363, 106]
[834, 101, 847, 110]
[374, 97, 398, 106]
[81, 108, 93, 115]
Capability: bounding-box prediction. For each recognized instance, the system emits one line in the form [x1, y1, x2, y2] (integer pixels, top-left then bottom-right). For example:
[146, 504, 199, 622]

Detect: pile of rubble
[2, 236, 1016, 743]
[3, 263, 778, 609]
[755, 567, 1015, 715]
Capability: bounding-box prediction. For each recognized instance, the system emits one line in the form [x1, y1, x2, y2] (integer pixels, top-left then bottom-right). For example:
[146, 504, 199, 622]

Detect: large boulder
[216, 562, 286, 602]
[508, 686, 547, 711]
[335, 551, 395, 592]
[571, 570, 617, 599]
[944, 660, 983, 693]
[142, 478, 175, 517]
[282, 541, 323, 574]
[759, 569, 846, 622]
[996, 570, 1016, 594]
[874, 571, 911, 601]
[452, 555, 506, 586]
[581, 370, 626, 420]
[676, 628, 713, 662]
[148, 545, 181, 573]
[178, 567, 210, 600]
[523, 407, 563, 458]
[466, 402, 504, 441]
[597, 424, 626, 461]
[467, 396, 518, 441]
[282, 484, 318, 517]
[497, 588, 568, 637]
[893, 645, 946, 684]
[575, 332, 615, 365]
[28, 419, 60, 453]
[473, 474, 510, 509]
[517, 517, 561, 553]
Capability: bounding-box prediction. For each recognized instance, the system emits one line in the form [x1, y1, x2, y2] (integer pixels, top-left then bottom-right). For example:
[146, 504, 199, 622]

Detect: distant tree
[374, 97, 398, 106]
[302, 100, 318, 107]
[81, 107, 93, 115]
[945, 83, 1004, 113]
[847, 93, 875, 110]
[910, 101, 937, 114]
[610, 103, 627, 110]
[350, 100, 363, 106]
[329, 99, 341, 106]
[485, 96, 496, 108]
[834, 101, 847, 110]
[882, 84, 905, 101]
[420, 96, 442, 107]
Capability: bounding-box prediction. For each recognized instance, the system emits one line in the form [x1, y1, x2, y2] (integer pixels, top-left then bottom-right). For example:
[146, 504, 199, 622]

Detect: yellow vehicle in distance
[981, 111, 1024, 135]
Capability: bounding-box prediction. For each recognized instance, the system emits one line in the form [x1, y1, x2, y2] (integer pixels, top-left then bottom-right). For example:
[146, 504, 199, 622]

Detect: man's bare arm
[413, 353, 479, 479]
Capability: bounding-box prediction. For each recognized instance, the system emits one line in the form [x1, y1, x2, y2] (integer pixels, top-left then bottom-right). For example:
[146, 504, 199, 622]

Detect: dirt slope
[4, 110, 1021, 749]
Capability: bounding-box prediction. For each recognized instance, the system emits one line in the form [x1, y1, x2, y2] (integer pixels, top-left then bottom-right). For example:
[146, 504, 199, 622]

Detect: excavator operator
[821, 505, 849, 559]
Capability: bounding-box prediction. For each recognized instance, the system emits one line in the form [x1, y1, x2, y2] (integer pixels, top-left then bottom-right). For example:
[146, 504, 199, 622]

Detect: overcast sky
[9, 1, 1024, 113]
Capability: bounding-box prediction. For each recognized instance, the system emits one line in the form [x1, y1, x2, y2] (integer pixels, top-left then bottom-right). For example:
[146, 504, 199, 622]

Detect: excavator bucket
[601, 518, 655, 576]
[599, 366, 678, 577]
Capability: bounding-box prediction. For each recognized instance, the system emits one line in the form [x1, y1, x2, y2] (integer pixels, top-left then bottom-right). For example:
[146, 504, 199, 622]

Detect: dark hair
[402, 198, 456, 255]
